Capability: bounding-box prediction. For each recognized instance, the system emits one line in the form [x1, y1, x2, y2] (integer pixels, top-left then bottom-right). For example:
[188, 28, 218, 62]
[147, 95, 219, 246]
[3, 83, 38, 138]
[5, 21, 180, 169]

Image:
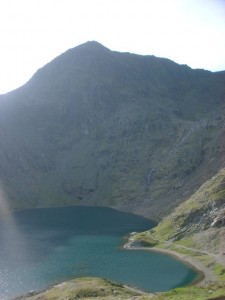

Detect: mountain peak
[74, 41, 110, 53]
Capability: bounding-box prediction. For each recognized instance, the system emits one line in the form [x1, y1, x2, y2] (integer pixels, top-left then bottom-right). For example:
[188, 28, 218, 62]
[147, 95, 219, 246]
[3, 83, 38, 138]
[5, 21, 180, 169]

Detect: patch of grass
[133, 231, 159, 247]
[167, 245, 197, 256]
[73, 287, 108, 298]
[213, 264, 225, 280]
[103, 278, 123, 288]
[175, 237, 195, 248]
[145, 284, 225, 300]
[23, 277, 140, 300]
[150, 221, 176, 241]
[195, 254, 215, 267]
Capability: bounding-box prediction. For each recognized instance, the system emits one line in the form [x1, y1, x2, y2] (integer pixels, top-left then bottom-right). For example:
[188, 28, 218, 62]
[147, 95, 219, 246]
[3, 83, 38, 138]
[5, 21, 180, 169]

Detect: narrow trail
[168, 243, 225, 268]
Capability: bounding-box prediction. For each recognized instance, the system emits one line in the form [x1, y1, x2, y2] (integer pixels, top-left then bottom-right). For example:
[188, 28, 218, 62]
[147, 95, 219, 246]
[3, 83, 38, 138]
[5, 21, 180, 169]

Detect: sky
[0, 0, 225, 94]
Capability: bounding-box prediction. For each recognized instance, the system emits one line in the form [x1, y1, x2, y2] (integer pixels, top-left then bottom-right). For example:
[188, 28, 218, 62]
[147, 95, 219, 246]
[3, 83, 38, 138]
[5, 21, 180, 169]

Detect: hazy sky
[0, 0, 225, 94]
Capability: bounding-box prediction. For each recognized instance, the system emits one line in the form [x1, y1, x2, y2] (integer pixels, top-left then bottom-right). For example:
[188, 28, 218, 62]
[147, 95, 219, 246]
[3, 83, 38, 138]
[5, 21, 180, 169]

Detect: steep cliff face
[0, 41, 224, 218]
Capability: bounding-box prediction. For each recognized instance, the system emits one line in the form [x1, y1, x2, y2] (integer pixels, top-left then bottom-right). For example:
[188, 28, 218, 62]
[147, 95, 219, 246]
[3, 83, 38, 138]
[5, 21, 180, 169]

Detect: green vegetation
[19, 276, 225, 300]
[143, 283, 225, 300]
[133, 168, 225, 246]
[213, 264, 225, 280]
[132, 231, 159, 246]
[20, 277, 141, 300]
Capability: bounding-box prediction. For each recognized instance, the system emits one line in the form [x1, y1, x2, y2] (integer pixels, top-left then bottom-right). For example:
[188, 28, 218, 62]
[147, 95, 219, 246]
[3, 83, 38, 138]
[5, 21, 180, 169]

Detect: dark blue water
[0, 206, 197, 299]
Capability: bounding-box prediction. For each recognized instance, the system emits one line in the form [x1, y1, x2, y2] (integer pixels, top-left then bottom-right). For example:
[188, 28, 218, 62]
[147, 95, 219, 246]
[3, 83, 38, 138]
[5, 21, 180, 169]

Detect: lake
[0, 206, 197, 299]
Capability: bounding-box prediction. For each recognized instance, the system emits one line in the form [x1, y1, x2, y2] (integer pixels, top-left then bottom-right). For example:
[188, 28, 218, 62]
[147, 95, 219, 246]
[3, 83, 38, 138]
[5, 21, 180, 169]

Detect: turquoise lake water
[0, 206, 197, 299]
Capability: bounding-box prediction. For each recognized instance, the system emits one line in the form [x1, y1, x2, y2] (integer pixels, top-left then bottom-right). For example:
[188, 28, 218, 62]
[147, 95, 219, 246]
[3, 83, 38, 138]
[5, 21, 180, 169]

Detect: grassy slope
[17, 277, 146, 300]
[18, 277, 225, 300]
[134, 168, 225, 248]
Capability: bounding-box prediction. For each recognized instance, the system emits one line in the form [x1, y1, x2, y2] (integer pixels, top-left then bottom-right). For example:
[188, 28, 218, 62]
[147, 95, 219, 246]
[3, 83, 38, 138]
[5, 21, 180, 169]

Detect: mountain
[0, 41, 224, 219]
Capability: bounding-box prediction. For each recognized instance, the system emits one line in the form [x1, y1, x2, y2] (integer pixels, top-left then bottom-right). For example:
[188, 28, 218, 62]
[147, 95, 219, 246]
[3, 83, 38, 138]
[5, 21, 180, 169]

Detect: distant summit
[75, 40, 110, 50]
[64, 41, 111, 58]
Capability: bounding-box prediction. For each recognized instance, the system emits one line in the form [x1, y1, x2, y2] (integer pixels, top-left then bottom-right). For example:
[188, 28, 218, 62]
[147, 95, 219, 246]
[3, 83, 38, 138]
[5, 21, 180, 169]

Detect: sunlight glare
[0, 182, 27, 297]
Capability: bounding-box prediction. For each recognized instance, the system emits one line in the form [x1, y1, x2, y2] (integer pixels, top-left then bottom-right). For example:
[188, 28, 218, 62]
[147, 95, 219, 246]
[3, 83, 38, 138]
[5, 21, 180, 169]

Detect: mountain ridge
[0, 42, 224, 220]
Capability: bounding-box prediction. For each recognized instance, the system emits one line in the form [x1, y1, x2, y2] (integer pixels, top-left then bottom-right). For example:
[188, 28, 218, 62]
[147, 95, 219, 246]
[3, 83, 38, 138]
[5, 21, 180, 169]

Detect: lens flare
[0, 183, 27, 299]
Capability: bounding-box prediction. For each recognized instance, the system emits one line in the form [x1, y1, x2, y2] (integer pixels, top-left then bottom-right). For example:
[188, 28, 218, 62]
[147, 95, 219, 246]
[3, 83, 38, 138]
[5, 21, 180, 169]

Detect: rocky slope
[0, 41, 224, 219]
[133, 167, 225, 253]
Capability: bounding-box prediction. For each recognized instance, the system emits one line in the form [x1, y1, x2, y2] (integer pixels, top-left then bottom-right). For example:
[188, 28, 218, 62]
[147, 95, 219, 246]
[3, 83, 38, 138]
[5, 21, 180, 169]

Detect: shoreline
[9, 204, 159, 223]
[123, 243, 217, 287]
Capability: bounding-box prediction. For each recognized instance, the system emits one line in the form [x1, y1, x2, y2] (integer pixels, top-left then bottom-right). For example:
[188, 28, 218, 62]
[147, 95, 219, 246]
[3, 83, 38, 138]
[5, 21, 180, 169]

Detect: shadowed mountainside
[0, 41, 224, 219]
